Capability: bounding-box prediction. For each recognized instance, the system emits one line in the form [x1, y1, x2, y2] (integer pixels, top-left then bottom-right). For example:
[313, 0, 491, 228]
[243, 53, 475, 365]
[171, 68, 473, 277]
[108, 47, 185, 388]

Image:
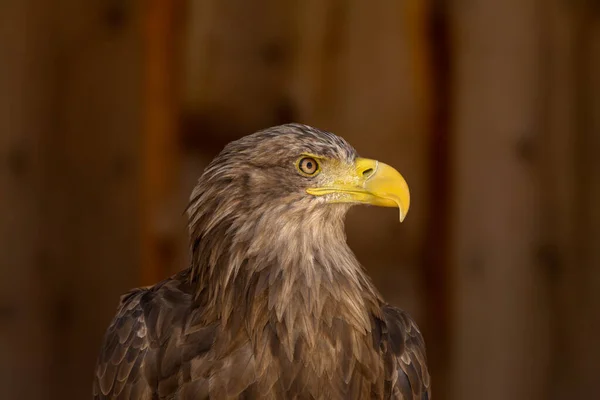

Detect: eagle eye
[297, 157, 320, 176]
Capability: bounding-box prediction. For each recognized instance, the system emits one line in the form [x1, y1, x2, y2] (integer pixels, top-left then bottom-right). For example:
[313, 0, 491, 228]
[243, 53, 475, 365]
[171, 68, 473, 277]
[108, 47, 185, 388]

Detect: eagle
[93, 123, 430, 399]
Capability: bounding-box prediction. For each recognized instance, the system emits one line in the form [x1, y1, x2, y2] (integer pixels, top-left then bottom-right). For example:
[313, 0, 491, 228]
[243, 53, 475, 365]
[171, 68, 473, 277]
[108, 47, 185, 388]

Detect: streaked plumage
[93, 123, 430, 399]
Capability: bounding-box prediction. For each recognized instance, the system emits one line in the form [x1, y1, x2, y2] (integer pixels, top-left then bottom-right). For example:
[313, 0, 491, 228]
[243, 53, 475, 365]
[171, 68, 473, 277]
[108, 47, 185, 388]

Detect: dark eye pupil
[300, 158, 318, 174]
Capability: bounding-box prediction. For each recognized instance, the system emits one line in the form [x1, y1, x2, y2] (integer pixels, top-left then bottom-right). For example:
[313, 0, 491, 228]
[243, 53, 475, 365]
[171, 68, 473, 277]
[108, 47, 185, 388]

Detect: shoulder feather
[377, 305, 431, 400]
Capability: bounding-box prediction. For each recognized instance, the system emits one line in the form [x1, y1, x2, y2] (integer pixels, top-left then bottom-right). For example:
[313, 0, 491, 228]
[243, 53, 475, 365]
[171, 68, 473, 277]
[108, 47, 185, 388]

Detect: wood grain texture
[449, 1, 551, 399]
[0, 1, 52, 398]
[40, 1, 142, 398]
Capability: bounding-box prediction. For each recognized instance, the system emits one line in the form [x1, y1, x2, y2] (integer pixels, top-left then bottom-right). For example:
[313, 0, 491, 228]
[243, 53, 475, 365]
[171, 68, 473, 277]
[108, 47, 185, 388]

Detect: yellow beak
[306, 158, 410, 222]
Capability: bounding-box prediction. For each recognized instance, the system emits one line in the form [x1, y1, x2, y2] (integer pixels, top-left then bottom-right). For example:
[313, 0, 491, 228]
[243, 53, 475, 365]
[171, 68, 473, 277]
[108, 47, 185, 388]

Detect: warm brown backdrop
[1, 0, 599, 399]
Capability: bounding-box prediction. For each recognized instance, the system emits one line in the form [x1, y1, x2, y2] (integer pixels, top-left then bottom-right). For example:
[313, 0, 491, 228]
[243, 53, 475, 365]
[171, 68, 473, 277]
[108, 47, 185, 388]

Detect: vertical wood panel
[571, 6, 600, 396]
[422, 2, 452, 388]
[181, 0, 295, 144]
[581, 12, 600, 394]
[142, 0, 182, 285]
[537, 3, 578, 399]
[538, 3, 585, 399]
[449, 1, 550, 399]
[0, 1, 52, 398]
[43, 1, 142, 398]
[544, 3, 600, 398]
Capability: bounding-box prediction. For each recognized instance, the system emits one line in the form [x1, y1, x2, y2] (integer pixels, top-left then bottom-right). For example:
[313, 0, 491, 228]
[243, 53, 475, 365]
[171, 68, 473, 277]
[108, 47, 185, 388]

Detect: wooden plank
[448, 1, 551, 399]
[542, 3, 600, 398]
[536, 2, 579, 398]
[180, 0, 296, 150]
[579, 11, 600, 395]
[570, 5, 600, 396]
[141, 0, 183, 285]
[421, 1, 452, 388]
[0, 1, 52, 398]
[40, 1, 142, 398]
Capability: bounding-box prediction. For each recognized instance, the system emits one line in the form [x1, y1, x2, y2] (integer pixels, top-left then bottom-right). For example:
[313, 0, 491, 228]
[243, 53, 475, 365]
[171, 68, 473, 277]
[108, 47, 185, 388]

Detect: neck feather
[188, 195, 382, 333]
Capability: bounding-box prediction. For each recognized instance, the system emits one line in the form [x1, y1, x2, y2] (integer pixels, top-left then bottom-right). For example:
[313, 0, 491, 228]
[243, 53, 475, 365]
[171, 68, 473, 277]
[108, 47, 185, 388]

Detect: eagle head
[188, 123, 409, 230]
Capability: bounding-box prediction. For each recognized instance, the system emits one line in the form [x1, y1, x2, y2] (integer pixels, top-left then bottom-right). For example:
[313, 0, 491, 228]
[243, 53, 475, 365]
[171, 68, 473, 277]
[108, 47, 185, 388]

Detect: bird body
[94, 124, 430, 399]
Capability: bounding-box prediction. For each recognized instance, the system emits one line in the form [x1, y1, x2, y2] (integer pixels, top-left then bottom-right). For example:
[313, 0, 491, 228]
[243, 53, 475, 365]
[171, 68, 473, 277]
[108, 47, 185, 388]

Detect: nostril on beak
[362, 168, 374, 178]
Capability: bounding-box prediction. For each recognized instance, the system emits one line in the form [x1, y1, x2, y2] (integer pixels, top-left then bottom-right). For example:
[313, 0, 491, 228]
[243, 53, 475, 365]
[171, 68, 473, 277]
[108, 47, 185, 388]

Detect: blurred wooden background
[1, 0, 599, 399]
